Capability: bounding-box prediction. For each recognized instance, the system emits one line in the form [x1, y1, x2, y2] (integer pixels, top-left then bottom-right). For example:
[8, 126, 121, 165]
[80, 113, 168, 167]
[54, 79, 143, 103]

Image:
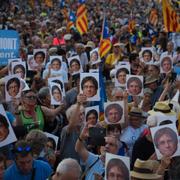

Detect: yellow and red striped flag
[76, 1, 88, 35]
[99, 16, 112, 58]
[162, 0, 180, 32]
[149, 8, 158, 27]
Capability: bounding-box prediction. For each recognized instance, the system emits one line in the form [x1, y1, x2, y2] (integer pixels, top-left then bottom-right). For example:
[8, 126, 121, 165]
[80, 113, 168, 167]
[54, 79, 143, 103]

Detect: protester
[0, 0, 180, 179]
[52, 158, 81, 180]
[4, 140, 52, 180]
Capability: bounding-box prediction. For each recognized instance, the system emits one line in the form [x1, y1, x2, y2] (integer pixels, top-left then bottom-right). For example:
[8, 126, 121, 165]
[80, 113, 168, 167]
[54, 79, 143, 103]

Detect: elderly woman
[14, 89, 65, 132]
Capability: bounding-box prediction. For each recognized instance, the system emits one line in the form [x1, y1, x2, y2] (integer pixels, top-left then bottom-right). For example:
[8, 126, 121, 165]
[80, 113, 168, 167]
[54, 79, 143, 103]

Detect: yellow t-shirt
[105, 53, 122, 66]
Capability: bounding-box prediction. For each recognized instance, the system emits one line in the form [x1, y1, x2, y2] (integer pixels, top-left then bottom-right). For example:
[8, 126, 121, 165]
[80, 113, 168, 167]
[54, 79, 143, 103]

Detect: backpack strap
[81, 157, 100, 180]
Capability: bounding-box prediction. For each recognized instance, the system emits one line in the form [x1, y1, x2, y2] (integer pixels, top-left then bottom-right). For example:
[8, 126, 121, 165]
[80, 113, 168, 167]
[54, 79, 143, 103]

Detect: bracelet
[78, 137, 83, 142]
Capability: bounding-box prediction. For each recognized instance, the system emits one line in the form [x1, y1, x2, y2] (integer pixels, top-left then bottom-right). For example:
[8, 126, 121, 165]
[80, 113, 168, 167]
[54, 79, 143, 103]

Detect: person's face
[86, 113, 97, 126]
[105, 136, 118, 154]
[148, 66, 159, 77]
[46, 141, 54, 151]
[113, 46, 120, 54]
[167, 42, 174, 52]
[35, 54, 44, 64]
[143, 93, 151, 103]
[146, 82, 157, 90]
[52, 89, 62, 102]
[131, 63, 139, 75]
[0, 123, 8, 141]
[143, 52, 151, 62]
[108, 128, 121, 139]
[16, 153, 33, 174]
[0, 161, 5, 180]
[82, 80, 97, 98]
[52, 170, 80, 180]
[107, 108, 121, 123]
[8, 81, 19, 97]
[157, 134, 177, 157]
[162, 59, 171, 73]
[14, 67, 25, 79]
[51, 60, 61, 70]
[71, 61, 80, 72]
[23, 92, 37, 106]
[129, 116, 141, 128]
[91, 52, 98, 61]
[107, 166, 125, 180]
[128, 81, 141, 95]
[117, 71, 126, 84]
[113, 91, 124, 101]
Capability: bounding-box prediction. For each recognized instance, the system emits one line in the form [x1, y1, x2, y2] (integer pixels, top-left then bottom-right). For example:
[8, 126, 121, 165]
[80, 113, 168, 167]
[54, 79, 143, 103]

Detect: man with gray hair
[52, 158, 81, 180]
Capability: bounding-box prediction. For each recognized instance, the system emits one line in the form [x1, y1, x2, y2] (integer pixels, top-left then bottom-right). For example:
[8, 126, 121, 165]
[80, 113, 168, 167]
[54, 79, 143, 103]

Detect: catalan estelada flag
[99, 16, 111, 58]
[67, 11, 76, 30]
[149, 8, 158, 27]
[76, 0, 88, 35]
[162, 0, 180, 32]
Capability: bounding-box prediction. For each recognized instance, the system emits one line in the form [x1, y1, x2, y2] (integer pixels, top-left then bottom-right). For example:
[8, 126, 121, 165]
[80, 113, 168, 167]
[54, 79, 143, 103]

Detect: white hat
[64, 34, 72, 41]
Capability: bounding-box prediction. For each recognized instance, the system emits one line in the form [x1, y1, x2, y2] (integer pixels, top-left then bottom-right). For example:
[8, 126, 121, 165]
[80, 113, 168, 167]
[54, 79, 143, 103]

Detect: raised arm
[41, 103, 66, 120]
[75, 123, 89, 162]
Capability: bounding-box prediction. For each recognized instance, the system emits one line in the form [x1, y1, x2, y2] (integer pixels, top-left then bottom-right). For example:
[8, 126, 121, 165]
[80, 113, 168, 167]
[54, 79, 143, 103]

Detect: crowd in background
[0, 0, 180, 179]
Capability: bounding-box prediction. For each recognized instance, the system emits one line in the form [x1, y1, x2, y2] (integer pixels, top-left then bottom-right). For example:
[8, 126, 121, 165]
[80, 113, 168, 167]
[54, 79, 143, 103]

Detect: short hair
[105, 103, 123, 119]
[51, 58, 61, 66]
[81, 76, 98, 90]
[56, 158, 81, 177]
[38, 87, 50, 100]
[13, 64, 25, 75]
[111, 87, 124, 97]
[0, 114, 9, 129]
[142, 49, 153, 58]
[21, 89, 37, 97]
[6, 77, 20, 91]
[129, 53, 139, 63]
[161, 56, 172, 67]
[25, 129, 48, 156]
[70, 58, 80, 67]
[107, 124, 121, 134]
[116, 68, 129, 79]
[34, 51, 45, 60]
[13, 140, 32, 158]
[66, 104, 84, 120]
[106, 158, 129, 180]
[86, 109, 98, 122]
[127, 77, 142, 89]
[154, 127, 178, 148]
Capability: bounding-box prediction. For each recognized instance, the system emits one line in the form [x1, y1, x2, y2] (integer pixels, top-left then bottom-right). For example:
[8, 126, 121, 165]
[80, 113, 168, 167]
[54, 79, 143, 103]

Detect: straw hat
[148, 101, 176, 116]
[85, 41, 95, 49]
[129, 107, 145, 118]
[131, 159, 161, 180]
[144, 76, 158, 85]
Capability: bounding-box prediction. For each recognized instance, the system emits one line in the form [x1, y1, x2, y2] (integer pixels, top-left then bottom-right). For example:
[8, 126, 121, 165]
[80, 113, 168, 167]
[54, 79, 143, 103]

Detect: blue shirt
[84, 152, 104, 180]
[4, 159, 52, 180]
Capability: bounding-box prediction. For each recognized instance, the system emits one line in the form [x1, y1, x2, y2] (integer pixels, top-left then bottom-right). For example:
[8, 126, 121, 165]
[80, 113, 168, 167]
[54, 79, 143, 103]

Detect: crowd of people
[0, 0, 180, 179]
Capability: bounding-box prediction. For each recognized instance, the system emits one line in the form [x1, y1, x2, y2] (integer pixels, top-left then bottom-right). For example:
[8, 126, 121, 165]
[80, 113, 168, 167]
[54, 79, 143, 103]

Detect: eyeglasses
[15, 146, 32, 153]
[25, 96, 37, 100]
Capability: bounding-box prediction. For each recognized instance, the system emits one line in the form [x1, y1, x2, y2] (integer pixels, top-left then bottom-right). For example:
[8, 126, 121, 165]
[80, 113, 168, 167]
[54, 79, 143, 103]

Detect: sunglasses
[15, 146, 32, 153]
[25, 96, 37, 100]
